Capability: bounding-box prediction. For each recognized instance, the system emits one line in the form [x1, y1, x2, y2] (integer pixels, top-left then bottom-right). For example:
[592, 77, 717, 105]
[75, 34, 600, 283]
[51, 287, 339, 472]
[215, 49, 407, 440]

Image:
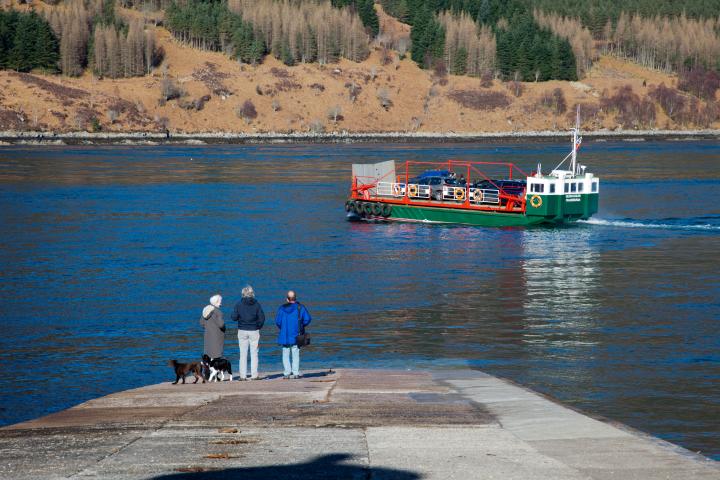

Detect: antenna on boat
[570, 105, 582, 176]
[551, 107, 583, 174]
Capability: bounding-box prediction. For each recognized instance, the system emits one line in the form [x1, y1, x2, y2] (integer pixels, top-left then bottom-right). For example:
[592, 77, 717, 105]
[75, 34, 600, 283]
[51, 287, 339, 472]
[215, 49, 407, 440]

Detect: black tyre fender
[381, 203, 392, 217]
[363, 202, 374, 215]
[372, 202, 383, 216]
[345, 201, 353, 212]
[353, 201, 364, 214]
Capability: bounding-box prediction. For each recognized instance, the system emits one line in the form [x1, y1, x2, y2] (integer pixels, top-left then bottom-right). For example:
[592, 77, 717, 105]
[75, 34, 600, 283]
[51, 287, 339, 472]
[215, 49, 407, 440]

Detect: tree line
[42, 0, 156, 77]
[496, 12, 577, 81]
[438, 11, 494, 76]
[534, 10, 593, 78]
[384, 0, 720, 78]
[93, 19, 156, 78]
[394, 0, 578, 80]
[166, 0, 370, 66]
[603, 14, 720, 73]
[0, 11, 59, 72]
[164, 0, 265, 64]
[528, 0, 720, 39]
[228, 0, 370, 64]
[330, 0, 379, 38]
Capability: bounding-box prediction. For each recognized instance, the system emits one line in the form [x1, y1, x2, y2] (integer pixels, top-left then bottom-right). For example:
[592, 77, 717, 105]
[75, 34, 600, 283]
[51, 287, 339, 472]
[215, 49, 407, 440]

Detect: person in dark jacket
[231, 285, 265, 380]
[275, 290, 311, 379]
[200, 294, 225, 359]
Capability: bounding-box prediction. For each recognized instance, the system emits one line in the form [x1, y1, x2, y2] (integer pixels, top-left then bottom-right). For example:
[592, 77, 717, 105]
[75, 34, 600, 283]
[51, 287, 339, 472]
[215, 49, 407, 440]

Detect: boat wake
[579, 217, 720, 231]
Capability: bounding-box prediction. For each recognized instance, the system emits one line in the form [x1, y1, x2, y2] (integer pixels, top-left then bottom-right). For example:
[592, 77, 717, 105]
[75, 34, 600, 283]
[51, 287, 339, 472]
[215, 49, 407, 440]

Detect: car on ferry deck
[472, 179, 526, 206]
[418, 176, 457, 201]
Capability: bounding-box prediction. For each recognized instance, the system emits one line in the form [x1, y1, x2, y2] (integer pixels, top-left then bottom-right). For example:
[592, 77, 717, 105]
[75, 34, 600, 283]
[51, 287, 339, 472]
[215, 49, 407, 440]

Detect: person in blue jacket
[275, 290, 311, 379]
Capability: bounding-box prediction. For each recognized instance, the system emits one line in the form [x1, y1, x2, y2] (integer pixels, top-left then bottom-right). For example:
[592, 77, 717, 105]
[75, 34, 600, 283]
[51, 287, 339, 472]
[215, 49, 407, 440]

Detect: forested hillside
[0, 0, 719, 134]
[383, 0, 720, 79]
[4, 0, 720, 79]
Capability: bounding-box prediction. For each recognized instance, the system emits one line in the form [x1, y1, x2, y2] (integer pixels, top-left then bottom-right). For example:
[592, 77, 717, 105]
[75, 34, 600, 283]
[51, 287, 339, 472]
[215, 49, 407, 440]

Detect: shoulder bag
[295, 303, 311, 347]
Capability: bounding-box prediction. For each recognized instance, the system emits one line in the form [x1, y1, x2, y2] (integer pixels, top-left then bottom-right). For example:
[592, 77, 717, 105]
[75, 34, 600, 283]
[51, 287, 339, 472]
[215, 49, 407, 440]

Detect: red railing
[351, 160, 528, 213]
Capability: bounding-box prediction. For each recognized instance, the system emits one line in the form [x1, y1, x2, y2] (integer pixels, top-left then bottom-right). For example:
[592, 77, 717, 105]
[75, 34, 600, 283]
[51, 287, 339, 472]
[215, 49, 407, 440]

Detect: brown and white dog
[168, 360, 205, 384]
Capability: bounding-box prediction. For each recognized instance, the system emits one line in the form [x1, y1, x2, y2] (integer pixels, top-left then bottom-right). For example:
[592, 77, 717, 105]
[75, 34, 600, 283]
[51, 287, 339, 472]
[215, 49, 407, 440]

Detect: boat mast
[570, 106, 581, 176]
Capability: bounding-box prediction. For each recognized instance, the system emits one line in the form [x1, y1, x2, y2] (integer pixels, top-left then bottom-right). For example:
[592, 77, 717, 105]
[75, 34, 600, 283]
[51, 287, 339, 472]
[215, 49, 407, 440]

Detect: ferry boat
[345, 125, 599, 227]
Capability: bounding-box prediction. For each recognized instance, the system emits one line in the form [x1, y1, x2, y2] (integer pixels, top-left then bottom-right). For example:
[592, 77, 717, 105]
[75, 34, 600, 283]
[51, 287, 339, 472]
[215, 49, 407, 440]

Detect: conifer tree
[452, 45, 467, 75]
[8, 13, 36, 71]
[33, 16, 59, 71]
[281, 39, 295, 66]
[477, 0, 490, 24]
[357, 0, 379, 38]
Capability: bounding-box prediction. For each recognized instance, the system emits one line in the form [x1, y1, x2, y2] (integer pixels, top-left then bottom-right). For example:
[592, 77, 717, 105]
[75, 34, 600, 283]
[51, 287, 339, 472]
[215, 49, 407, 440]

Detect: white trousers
[238, 330, 260, 379]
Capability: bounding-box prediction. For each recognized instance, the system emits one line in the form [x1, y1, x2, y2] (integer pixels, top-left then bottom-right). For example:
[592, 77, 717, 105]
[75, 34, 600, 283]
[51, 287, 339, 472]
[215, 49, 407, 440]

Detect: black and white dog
[202, 354, 233, 382]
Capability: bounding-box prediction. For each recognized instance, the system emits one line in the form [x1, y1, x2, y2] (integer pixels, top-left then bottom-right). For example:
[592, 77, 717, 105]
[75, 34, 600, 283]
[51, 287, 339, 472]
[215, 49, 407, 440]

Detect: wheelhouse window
[564, 183, 569, 193]
[570, 183, 577, 193]
[550, 184, 556, 193]
[578, 183, 584, 192]
[530, 183, 545, 193]
[592, 181, 598, 192]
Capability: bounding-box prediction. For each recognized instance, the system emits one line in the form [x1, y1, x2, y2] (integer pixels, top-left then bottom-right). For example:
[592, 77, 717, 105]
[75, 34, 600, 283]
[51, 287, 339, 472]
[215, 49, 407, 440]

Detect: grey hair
[241, 285, 255, 299]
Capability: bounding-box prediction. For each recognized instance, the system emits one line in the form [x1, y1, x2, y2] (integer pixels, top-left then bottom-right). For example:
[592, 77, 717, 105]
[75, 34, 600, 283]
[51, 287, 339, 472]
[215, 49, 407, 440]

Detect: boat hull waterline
[347, 192, 599, 227]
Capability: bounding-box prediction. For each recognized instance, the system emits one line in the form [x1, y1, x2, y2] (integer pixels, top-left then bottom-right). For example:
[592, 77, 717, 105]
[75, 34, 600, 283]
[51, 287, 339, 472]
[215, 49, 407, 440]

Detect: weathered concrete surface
[0, 369, 717, 479]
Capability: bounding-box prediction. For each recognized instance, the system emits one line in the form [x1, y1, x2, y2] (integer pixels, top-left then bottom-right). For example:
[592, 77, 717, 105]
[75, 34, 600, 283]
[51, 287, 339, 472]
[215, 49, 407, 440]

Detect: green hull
[526, 192, 599, 221]
[387, 204, 546, 227]
[349, 193, 598, 227]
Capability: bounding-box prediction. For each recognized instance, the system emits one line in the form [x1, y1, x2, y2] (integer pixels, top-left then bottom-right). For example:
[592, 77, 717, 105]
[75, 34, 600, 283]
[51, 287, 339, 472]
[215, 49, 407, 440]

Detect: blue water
[0, 140, 718, 459]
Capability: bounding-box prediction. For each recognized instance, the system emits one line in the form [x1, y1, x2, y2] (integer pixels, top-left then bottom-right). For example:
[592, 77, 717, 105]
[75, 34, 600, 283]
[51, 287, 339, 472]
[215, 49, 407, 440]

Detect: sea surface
[0, 140, 718, 459]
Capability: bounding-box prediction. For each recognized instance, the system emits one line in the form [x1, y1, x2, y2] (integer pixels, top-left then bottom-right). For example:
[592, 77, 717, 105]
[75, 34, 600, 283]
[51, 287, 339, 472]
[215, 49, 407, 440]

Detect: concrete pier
[1, 369, 718, 479]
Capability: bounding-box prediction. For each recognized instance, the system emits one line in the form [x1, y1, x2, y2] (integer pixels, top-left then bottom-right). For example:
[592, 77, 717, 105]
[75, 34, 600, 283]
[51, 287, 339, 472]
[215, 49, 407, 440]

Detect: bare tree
[154, 115, 170, 131]
[410, 116, 422, 130]
[308, 119, 325, 134]
[105, 27, 122, 79]
[480, 70, 493, 88]
[144, 30, 156, 74]
[160, 76, 183, 102]
[438, 11, 495, 77]
[601, 12, 720, 73]
[228, 0, 370, 64]
[508, 79, 524, 97]
[535, 10, 594, 78]
[347, 81, 361, 102]
[377, 88, 392, 110]
[236, 100, 258, 123]
[327, 105, 342, 123]
[93, 25, 106, 77]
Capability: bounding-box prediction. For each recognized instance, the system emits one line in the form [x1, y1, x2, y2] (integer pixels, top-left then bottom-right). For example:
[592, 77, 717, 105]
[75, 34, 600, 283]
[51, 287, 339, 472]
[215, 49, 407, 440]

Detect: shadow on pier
[151, 453, 420, 480]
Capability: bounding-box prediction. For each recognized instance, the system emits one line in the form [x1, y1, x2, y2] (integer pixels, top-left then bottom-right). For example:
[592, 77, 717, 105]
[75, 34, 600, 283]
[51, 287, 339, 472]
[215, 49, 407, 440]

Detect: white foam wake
[579, 218, 720, 231]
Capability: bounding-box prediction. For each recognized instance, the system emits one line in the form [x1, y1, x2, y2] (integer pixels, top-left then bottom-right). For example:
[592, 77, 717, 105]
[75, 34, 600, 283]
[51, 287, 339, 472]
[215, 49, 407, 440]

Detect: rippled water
[0, 140, 718, 459]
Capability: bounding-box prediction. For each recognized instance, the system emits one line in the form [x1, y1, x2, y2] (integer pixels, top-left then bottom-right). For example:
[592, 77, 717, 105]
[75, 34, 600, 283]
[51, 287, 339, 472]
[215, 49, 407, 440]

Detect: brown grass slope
[0, 5, 717, 134]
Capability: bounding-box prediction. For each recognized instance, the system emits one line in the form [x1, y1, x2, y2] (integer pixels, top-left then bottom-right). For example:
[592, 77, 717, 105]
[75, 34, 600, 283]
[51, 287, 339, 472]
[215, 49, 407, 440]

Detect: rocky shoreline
[1, 129, 719, 146]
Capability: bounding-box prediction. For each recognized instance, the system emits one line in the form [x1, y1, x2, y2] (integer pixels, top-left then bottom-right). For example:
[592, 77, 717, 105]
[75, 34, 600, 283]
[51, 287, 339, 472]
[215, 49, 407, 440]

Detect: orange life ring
[408, 184, 418, 197]
[530, 195, 542, 208]
[454, 187, 466, 201]
[392, 183, 402, 196]
[471, 189, 483, 202]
